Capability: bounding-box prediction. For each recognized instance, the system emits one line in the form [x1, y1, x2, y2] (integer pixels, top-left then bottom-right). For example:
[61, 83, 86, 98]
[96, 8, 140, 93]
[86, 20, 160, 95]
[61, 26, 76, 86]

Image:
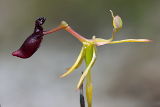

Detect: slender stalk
[43, 26, 65, 35]
[65, 26, 89, 42]
[43, 23, 89, 43]
[80, 72, 85, 107]
[108, 29, 116, 41]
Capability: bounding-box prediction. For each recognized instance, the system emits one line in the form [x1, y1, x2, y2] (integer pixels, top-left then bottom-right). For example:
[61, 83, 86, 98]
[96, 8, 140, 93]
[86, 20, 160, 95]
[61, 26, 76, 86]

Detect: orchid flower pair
[12, 10, 151, 107]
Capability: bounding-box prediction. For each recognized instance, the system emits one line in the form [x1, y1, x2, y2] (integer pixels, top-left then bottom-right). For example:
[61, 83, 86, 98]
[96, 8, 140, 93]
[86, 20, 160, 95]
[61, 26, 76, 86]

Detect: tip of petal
[12, 50, 28, 59]
[144, 39, 152, 42]
[59, 74, 65, 78]
[12, 50, 20, 56]
[135, 39, 152, 42]
[59, 70, 71, 78]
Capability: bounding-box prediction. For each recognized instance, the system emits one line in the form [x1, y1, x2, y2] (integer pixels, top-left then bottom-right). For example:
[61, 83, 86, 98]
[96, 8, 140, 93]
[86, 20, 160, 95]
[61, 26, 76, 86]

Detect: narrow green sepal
[60, 46, 85, 78]
[77, 46, 96, 89]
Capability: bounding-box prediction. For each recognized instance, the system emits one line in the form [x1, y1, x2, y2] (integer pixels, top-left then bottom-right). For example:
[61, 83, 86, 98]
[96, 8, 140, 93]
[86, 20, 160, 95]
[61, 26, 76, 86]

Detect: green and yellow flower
[59, 11, 150, 107]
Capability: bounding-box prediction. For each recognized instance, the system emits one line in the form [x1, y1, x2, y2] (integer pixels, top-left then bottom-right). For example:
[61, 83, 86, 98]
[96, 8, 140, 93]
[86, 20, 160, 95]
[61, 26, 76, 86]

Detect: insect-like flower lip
[12, 17, 46, 59]
[35, 17, 46, 26]
[12, 34, 43, 59]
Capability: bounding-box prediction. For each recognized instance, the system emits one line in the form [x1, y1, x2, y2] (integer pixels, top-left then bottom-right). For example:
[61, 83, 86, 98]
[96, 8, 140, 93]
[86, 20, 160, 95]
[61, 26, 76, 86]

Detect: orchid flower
[12, 11, 151, 107]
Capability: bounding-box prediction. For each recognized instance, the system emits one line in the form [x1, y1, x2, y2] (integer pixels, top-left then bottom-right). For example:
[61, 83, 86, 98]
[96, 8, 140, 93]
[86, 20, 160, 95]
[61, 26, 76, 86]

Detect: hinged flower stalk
[12, 10, 151, 107]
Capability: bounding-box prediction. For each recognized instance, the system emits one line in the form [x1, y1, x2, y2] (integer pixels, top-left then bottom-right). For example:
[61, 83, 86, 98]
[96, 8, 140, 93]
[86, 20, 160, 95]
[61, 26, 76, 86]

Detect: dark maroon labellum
[12, 17, 46, 58]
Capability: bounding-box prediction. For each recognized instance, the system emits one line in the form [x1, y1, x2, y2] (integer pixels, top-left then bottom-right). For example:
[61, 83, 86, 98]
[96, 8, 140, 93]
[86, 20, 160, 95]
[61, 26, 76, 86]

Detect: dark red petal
[12, 34, 43, 58]
[12, 17, 45, 59]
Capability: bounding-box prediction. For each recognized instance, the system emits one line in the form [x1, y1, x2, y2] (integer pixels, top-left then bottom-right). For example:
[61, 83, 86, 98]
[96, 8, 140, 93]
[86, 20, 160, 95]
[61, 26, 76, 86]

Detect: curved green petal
[77, 47, 96, 89]
[108, 39, 151, 44]
[60, 46, 85, 78]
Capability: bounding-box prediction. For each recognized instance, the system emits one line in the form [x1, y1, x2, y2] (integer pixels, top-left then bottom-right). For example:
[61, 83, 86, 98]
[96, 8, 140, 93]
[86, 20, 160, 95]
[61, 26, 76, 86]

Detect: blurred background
[0, 0, 159, 107]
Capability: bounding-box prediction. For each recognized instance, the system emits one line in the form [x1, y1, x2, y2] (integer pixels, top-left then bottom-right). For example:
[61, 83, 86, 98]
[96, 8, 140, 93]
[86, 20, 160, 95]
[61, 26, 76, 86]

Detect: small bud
[110, 10, 123, 32]
[12, 17, 46, 58]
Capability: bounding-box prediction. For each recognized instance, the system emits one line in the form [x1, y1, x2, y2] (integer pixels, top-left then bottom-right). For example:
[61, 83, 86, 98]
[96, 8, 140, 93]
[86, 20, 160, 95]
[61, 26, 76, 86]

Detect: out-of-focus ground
[0, 0, 160, 107]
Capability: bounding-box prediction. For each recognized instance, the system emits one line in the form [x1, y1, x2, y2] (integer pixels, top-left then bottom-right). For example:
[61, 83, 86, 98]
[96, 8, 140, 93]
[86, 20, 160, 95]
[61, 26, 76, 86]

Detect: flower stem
[108, 29, 116, 41]
[43, 26, 66, 35]
[80, 72, 85, 107]
[43, 21, 89, 43]
[65, 26, 89, 42]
